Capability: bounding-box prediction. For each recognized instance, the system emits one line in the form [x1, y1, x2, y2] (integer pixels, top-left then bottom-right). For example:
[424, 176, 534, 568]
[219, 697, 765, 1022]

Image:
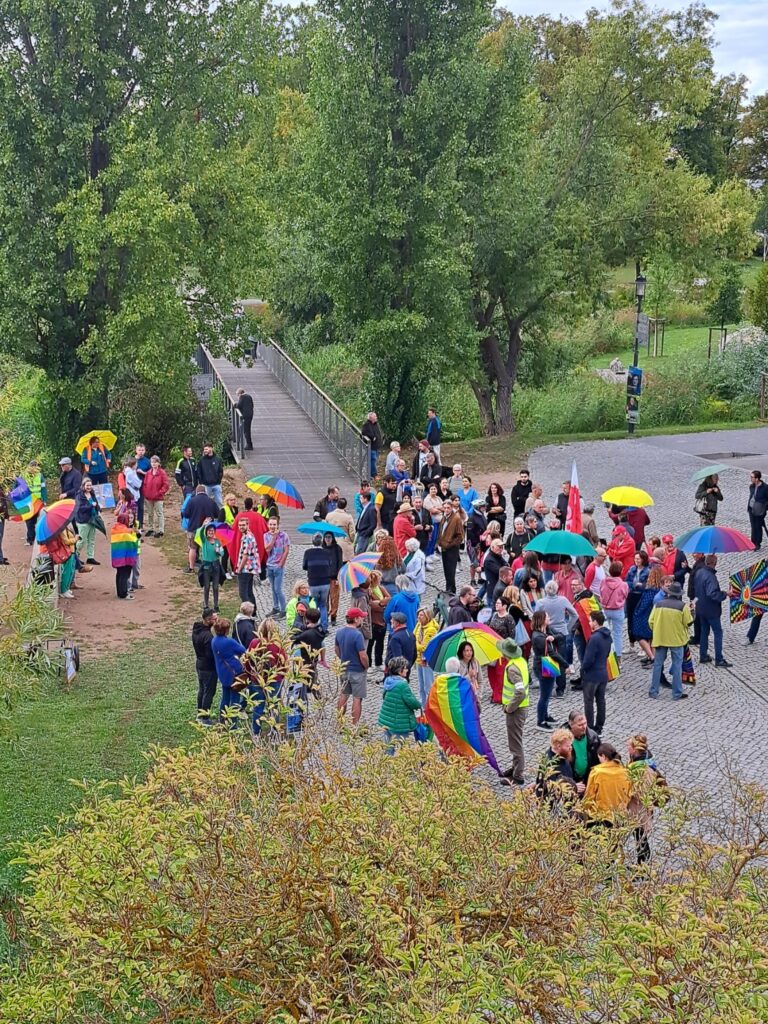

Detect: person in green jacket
[378, 656, 422, 749]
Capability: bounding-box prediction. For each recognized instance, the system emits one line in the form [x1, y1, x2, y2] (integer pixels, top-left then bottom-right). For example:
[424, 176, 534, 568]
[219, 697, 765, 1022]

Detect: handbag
[231, 672, 250, 693]
[540, 640, 560, 678]
[693, 496, 707, 515]
[514, 618, 529, 645]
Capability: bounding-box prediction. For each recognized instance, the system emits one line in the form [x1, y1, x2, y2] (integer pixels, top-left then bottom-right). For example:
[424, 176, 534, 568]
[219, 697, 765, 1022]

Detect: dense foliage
[1, 729, 766, 1022]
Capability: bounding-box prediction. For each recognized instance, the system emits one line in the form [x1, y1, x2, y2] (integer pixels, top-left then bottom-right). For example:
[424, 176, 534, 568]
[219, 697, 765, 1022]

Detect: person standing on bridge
[198, 442, 224, 506]
[235, 388, 254, 451]
[361, 411, 383, 480]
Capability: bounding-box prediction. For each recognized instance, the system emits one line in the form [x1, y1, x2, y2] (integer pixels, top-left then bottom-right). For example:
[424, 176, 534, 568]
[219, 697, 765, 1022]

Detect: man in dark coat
[235, 388, 254, 450]
[748, 469, 768, 550]
[58, 457, 82, 499]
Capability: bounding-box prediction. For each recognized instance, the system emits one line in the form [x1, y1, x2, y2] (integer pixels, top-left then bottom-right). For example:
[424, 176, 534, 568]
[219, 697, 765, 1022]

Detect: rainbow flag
[574, 593, 620, 681]
[110, 523, 138, 567]
[8, 477, 43, 522]
[425, 673, 499, 773]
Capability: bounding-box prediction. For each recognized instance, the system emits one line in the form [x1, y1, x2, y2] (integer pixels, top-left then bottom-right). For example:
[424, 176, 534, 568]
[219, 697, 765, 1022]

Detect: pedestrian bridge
[197, 342, 367, 531]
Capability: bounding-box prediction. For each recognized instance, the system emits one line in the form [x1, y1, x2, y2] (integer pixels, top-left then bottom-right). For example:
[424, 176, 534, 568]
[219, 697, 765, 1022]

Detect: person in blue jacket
[425, 407, 442, 461]
[693, 554, 731, 667]
[384, 574, 420, 633]
[580, 610, 613, 735]
[211, 617, 246, 719]
[80, 437, 111, 484]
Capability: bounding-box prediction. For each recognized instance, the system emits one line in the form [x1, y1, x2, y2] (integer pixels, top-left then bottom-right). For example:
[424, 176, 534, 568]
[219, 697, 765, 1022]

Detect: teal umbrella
[689, 463, 729, 483]
[524, 531, 596, 558]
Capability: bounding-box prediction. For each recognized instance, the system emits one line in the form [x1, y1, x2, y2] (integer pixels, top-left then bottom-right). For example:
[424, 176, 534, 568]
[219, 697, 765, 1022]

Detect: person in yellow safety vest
[24, 460, 47, 546]
[497, 637, 530, 788]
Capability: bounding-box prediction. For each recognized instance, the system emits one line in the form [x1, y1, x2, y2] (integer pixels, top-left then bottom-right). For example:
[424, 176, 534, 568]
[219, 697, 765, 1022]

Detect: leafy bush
[0, 358, 56, 483]
[2, 727, 767, 1023]
[747, 262, 768, 332]
[574, 309, 633, 355]
[711, 335, 768, 408]
[665, 298, 709, 327]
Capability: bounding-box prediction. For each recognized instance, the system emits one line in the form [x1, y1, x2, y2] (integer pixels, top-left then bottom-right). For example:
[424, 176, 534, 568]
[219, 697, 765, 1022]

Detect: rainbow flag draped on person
[575, 592, 620, 681]
[8, 477, 44, 522]
[425, 673, 499, 773]
[110, 522, 138, 568]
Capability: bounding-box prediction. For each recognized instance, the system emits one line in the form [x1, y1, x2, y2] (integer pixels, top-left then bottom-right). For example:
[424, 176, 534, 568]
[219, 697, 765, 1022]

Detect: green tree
[706, 262, 742, 331]
[0, 1, 272, 443]
[459, 6, 756, 433]
[747, 262, 768, 332]
[297, 0, 490, 437]
[673, 73, 748, 182]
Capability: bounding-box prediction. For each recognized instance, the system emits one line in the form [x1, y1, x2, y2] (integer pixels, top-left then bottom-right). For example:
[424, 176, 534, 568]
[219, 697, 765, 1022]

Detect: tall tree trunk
[470, 380, 498, 436]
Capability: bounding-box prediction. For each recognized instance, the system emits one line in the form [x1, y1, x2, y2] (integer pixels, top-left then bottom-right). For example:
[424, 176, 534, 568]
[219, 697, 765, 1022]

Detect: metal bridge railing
[260, 341, 370, 481]
[196, 345, 246, 462]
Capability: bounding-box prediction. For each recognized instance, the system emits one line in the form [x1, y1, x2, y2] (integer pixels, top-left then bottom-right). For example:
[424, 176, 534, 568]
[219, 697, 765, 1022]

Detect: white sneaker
[225, 572, 234, 581]
[61, 590, 75, 599]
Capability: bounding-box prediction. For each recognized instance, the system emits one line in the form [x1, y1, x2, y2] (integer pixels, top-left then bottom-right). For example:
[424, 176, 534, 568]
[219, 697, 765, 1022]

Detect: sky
[504, 0, 767, 94]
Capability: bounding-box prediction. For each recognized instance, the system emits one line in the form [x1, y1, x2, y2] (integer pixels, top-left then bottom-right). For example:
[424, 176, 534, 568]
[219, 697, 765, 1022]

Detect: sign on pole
[191, 373, 214, 403]
[635, 313, 650, 351]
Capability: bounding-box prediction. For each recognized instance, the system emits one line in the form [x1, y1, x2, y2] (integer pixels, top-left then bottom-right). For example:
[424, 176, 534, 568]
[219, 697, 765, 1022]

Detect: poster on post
[93, 482, 115, 509]
[627, 367, 643, 397]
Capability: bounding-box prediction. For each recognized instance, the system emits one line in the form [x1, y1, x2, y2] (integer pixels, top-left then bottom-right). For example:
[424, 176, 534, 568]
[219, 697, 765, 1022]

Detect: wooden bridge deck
[209, 352, 361, 534]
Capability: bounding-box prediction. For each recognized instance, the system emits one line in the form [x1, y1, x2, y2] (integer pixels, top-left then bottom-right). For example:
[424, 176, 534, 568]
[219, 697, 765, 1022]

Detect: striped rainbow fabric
[575, 593, 620, 681]
[110, 523, 138, 567]
[425, 673, 499, 773]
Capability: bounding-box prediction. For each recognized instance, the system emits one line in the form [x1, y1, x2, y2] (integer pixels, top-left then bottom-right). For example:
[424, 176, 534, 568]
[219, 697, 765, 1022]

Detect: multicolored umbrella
[601, 486, 654, 507]
[338, 552, 381, 592]
[246, 475, 304, 509]
[35, 499, 77, 544]
[75, 429, 117, 455]
[297, 520, 346, 537]
[423, 622, 503, 671]
[425, 673, 499, 773]
[729, 559, 768, 622]
[689, 463, 729, 483]
[674, 525, 754, 554]
[211, 521, 235, 547]
[8, 477, 44, 522]
[524, 531, 596, 558]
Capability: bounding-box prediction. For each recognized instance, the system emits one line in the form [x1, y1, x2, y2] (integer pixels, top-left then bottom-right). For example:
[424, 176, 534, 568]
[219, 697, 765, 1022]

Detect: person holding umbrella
[79, 433, 112, 484]
[694, 473, 723, 526]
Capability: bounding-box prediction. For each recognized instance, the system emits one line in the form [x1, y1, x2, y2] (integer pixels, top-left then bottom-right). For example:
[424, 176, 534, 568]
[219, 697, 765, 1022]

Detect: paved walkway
[209, 353, 359, 533]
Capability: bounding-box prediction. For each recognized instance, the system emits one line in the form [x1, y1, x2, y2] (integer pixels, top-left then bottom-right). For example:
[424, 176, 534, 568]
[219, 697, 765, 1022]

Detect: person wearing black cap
[648, 580, 693, 700]
[58, 457, 82, 499]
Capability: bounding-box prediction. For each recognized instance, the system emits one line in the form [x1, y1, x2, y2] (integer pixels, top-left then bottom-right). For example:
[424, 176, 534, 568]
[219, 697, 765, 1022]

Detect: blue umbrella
[296, 520, 346, 537]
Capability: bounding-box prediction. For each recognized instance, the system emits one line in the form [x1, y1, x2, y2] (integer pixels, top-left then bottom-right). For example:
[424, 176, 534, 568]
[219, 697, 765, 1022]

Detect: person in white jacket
[403, 537, 426, 595]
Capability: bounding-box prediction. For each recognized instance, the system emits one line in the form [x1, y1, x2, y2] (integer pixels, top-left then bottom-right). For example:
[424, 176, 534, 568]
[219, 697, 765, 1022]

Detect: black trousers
[582, 678, 607, 734]
[749, 513, 766, 548]
[26, 512, 39, 545]
[238, 571, 255, 604]
[115, 565, 132, 598]
[243, 416, 253, 450]
[196, 669, 218, 711]
[367, 623, 386, 667]
[441, 547, 460, 594]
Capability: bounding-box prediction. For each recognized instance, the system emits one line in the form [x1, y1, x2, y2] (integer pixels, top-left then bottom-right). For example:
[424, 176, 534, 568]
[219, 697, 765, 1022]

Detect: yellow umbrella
[601, 485, 654, 508]
[75, 429, 117, 455]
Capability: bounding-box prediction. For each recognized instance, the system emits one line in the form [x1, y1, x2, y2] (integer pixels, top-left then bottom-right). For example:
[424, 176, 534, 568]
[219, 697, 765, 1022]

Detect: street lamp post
[627, 271, 646, 436]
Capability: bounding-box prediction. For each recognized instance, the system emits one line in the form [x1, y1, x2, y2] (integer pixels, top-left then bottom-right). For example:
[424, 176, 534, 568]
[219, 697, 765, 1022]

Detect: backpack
[432, 592, 449, 628]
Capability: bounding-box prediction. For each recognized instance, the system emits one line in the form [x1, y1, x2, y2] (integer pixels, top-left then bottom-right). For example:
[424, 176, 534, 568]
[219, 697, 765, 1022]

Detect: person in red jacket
[608, 505, 651, 551]
[142, 456, 170, 537]
[393, 502, 417, 558]
[606, 525, 635, 578]
[230, 498, 267, 578]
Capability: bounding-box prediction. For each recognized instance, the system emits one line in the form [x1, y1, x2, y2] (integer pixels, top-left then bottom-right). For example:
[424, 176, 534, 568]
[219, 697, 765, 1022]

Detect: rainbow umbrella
[338, 552, 381, 592]
[35, 499, 77, 543]
[729, 559, 768, 622]
[246, 475, 304, 509]
[211, 521, 235, 546]
[674, 525, 754, 554]
[425, 673, 499, 773]
[423, 622, 503, 671]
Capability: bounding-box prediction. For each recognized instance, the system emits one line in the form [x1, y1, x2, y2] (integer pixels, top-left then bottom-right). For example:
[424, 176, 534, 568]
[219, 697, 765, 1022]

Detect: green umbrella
[524, 531, 596, 558]
[689, 463, 729, 483]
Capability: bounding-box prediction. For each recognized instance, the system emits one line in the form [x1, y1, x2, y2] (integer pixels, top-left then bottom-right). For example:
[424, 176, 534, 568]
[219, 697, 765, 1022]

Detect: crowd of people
[6, 403, 765, 855]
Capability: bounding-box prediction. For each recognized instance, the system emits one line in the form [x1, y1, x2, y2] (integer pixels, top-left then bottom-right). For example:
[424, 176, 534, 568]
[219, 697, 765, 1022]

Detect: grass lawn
[443, 420, 763, 476]
[585, 322, 742, 371]
[608, 256, 763, 290]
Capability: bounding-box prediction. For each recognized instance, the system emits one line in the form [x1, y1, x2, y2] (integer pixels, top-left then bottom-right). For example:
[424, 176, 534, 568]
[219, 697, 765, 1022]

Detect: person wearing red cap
[606, 525, 635, 578]
[336, 608, 370, 725]
[661, 534, 689, 587]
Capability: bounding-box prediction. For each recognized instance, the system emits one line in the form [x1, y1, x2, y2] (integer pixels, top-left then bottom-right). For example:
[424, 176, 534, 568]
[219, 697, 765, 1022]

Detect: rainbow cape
[425, 673, 499, 773]
[110, 523, 138, 567]
[8, 477, 44, 522]
[574, 592, 620, 681]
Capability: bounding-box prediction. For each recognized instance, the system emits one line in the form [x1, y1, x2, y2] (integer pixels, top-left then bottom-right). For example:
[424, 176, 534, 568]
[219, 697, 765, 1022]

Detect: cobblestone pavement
[246, 431, 768, 798]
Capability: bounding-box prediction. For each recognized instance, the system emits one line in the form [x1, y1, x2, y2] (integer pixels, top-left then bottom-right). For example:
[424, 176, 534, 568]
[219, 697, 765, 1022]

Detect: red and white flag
[566, 460, 582, 535]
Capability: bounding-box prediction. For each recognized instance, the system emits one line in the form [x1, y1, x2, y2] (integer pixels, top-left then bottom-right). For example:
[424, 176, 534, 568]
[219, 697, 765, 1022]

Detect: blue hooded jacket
[384, 589, 420, 633]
